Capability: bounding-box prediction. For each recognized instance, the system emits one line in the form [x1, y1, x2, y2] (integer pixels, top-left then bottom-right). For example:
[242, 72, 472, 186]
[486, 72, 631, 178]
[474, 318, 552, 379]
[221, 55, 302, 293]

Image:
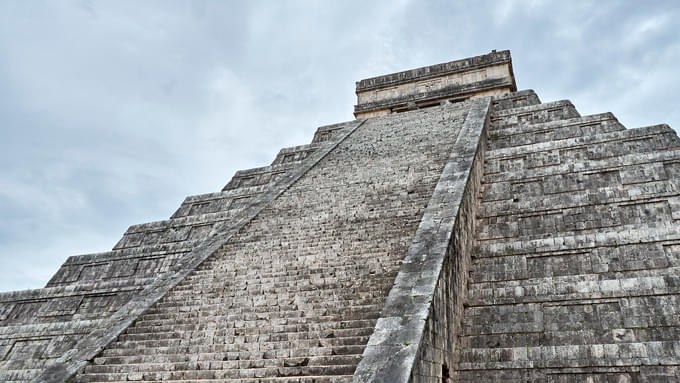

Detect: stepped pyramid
[1, 50, 679, 382]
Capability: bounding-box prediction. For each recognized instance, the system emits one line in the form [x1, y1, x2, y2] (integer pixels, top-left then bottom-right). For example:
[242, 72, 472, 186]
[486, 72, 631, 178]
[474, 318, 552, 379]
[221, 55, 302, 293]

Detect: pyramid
[1, 50, 679, 382]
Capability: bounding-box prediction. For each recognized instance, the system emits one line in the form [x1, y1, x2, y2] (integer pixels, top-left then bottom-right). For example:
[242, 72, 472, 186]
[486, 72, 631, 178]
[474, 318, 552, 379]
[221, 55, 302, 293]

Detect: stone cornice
[356, 50, 514, 92]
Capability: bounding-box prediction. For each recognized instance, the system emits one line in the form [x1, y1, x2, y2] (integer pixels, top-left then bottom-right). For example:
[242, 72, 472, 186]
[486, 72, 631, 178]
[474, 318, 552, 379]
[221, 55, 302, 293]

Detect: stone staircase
[70, 102, 471, 382]
[0, 121, 355, 382]
[454, 90, 680, 381]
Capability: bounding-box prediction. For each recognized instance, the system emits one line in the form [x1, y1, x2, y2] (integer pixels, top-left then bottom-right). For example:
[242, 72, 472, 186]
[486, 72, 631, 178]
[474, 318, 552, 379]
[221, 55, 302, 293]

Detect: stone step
[487, 113, 624, 150]
[49, 258, 183, 288]
[118, 325, 377, 346]
[182, 261, 398, 282]
[469, 245, 679, 280]
[111, 231, 207, 251]
[162, 287, 390, 301]
[171, 185, 271, 219]
[162, 278, 393, 296]
[455, 341, 680, 371]
[104, 328, 374, 353]
[477, 194, 679, 242]
[0, 320, 102, 338]
[164, 276, 389, 293]
[50, 242, 193, 271]
[118, 320, 374, 340]
[454, 369, 667, 383]
[483, 126, 680, 182]
[177, 272, 392, 288]
[158, 291, 387, 308]
[169, 199, 249, 220]
[125, 313, 381, 333]
[86, 355, 361, 374]
[76, 370, 354, 382]
[113, 226, 223, 251]
[222, 162, 301, 191]
[151, 297, 384, 313]
[309, 121, 354, 144]
[46, 248, 190, 287]
[157, 286, 392, 305]
[467, 266, 680, 307]
[0, 358, 50, 371]
[130, 307, 383, 330]
[482, 146, 680, 186]
[101, 334, 370, 357]
[487, 123, 675, 161]
[165, 281, 394, 299]
[477, 222, 679, 251]
[461, 324, 680, 349]
[481, 165, 676, 205]
[169, 278, 393, 294]
[187, 256, 397, 273]
[188, 251, 397, 266]
[490, 100, 580, 129]
[271, 143, 323, 166]
[78, 365, 356, 382]
[477, 202, 677, 242]
[103, 343, 367, 361]
[139, 298, 375, 315]
[462, 296, 680, 334]
[476, 222, 680, 260]
[77, 376, 352, 383]
[128, 208, 244, 235]
[143, 305, 383, 320]
[180, 267, 396, 285]
[492, 89, 541, 111]
[479, 177, 679, 219]
[156, 290, 383, 304]
[122, 198, 304, 248]
[117, 319, 378, 342]
[0, 368, 42, 381]
[0, 277, 147, 303]
[470, 241, 675, 283]
[0, 294, 135, 327]
[125, 312, 376, 335]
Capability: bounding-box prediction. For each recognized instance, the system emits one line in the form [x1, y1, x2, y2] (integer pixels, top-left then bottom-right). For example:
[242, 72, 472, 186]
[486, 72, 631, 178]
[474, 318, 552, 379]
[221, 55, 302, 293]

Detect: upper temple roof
[354, 50, 517, 118]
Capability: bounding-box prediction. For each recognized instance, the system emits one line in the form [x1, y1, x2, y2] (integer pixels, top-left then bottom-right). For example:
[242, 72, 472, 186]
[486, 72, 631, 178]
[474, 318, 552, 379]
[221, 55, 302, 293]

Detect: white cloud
[0, 0, 679, 291]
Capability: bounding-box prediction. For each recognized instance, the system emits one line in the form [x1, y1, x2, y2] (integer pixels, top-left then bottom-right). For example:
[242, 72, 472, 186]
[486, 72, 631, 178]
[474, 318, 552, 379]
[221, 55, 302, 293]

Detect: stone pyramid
[1, 50, 679, 382]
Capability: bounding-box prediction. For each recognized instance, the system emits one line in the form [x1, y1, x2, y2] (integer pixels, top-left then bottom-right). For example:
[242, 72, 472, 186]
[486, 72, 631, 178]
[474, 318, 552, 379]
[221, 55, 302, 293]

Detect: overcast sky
[1, 1, 679, 292]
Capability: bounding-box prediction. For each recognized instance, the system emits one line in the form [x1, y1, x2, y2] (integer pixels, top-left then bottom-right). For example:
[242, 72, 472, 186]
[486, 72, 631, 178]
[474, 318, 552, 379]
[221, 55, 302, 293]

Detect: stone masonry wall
[454, 90, 680, 382]
[354, 51, 515, 118]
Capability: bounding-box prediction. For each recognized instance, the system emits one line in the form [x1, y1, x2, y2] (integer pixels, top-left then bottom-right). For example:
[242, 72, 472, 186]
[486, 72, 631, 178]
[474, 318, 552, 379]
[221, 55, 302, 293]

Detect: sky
[1, 0, 679, 292]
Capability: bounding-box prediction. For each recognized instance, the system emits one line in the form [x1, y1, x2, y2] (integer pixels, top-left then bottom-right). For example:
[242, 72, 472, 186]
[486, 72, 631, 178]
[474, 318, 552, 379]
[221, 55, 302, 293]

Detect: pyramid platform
[1, 50, 679, 383]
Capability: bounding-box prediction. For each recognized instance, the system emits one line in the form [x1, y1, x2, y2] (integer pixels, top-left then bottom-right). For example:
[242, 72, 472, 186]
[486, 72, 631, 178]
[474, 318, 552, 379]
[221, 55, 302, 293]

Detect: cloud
[0, 0, 679, 291]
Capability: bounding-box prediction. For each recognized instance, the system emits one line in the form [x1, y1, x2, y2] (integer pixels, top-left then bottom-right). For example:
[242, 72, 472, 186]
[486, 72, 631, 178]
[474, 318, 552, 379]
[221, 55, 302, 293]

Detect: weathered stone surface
[354, 50, 515, 118]
[0, 119, 361, 383]
[69, 102, 470, 383]
[353, 97, 490, 383]
[453, 89, 680, 382]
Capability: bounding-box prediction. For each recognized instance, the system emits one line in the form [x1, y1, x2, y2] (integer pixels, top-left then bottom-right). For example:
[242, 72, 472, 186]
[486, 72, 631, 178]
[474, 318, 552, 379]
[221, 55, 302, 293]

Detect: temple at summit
[2, 50, 680, 382]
